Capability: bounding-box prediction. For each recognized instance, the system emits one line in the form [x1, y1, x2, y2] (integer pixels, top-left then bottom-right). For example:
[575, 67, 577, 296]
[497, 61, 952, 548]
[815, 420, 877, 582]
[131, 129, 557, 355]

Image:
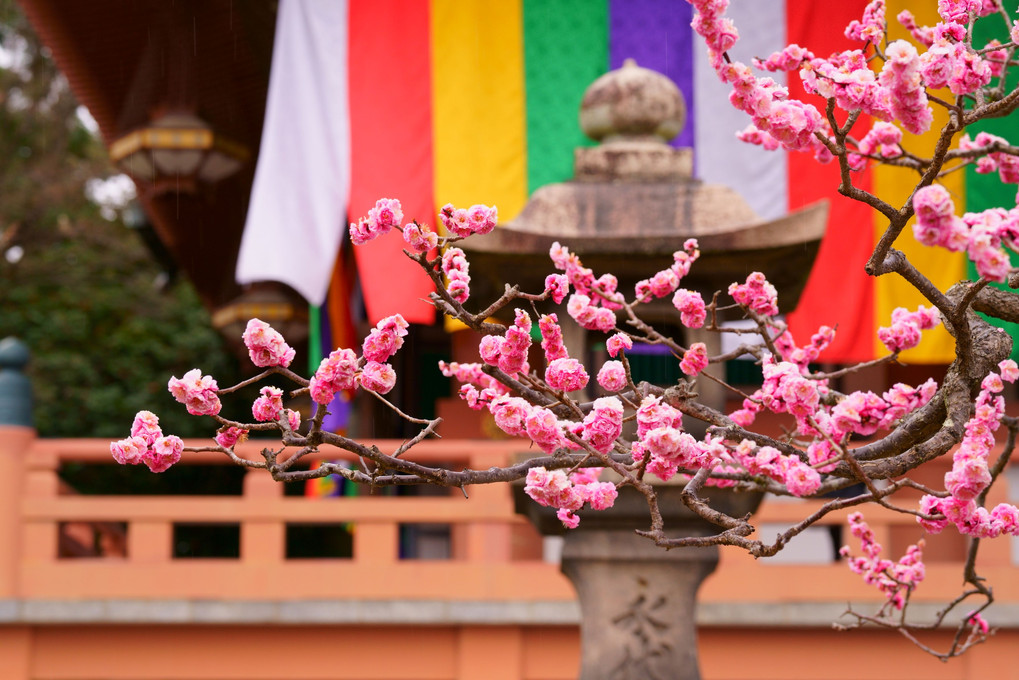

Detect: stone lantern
[482, 61, 829, 680]
[462, 58, 828, 414]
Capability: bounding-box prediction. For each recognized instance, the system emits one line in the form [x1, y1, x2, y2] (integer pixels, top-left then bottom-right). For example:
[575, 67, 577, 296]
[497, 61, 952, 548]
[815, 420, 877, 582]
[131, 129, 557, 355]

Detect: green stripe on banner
[967, 10, 1019, 360]
[308, 304, 322, 375]
[523, 0, 609, 193]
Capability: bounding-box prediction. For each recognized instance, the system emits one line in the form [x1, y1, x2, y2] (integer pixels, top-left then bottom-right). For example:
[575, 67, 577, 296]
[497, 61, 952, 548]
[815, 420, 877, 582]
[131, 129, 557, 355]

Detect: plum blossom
[310, 348, 359, 405]
[439, 203, 497, 237]
[242, 318, 296, 368]
[362, 314, 409, 364]
[167, 368, 222, 416]
[402, 221, 438, 253]
[358, 361, 397, 394]
[442, 247, 471, 303]
[545, 357, 590, 392]
[729, 272, 779, 316]
[539, 314, 569, 362]
[597, 360, 627, 392]
[841, 512, 925, 610]
[215, 426, 249, 449]
[581, 397, 623, 453]
[111, 412, 184, 473]
[350, 197, 404, 245]
[252, 386, 285, 422]
[606, 333, 632, 358]
[680, 342, 709, 376]
[673, 289, 706, 328]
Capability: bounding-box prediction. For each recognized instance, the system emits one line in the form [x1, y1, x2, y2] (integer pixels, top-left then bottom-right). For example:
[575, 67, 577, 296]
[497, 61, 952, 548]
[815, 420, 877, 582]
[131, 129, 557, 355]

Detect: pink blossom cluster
[912, 184, 969, 252]
[878, 41, 933, 135]
[438, 203, 497, 238]
[242, 319, 296, 369]
[984, 40, 1008, 78]
[597, 360, 627, 392]
[830, 379, 937, 437]
[167, 368, 222, 416]
[937, 0, 996, 25]
[309, 347, 358, 405]
[854, 122, 903, 168]
[357, 361, 397, 394]
[877, 305, 941, 354]
[363, 314, 409, 363]
[350, 197, 404, 245]
[631, 396, 696, 481]
[845, 0, 886, 44]
[524, 466, 619, 528]
[897, 10, 936, 46]
[689, 0, 738, 69]
[672, 289, 706, 328]
[110, 411, 184, 473]
[775, 326, 836, 371]
[544, 273, 569, 304]
[567, 293, 617, 332]
[680, 342, 709, 376]
[442, 247, 471, 303]
[555, 243, 624, 304]
[961, 132, 1019, 184]
[479, 309, 532, 376]
[630, 399, 823, 496]
[840, 512, 925, 610]
[606, 332, 633, 358]
[635, 239, 701, 303]
[539, 314, 568, 362]
[736, 125, 780, 151]
[753, 44, 814, 73]
[735, 359, 824, 427]
[728, 272, 779, 316]
[581, 397, 625, 453]
[252, 386, 301, 431]
[921, 39, 992, 96]
[525, 406, 568, 454]
[918, 360, 1019, 539]
[402, 221, 438, 254]
[438, 360, 507, 410]
[546, 357, 590, 393]
[215, 426, 248, 449]
[549, 243, 623, 331]
[801, 50, 892, 124]
[689, 1, 831, 157]
[730, 439, 822, 497]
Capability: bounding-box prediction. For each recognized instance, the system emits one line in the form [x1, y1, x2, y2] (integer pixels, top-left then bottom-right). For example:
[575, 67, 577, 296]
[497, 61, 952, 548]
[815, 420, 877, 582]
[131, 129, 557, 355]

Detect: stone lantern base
[516, 485, 762, 680]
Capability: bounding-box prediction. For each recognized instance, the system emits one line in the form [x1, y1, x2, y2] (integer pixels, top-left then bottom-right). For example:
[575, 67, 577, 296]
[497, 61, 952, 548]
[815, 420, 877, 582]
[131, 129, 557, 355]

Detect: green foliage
[0, 0, 242, 437]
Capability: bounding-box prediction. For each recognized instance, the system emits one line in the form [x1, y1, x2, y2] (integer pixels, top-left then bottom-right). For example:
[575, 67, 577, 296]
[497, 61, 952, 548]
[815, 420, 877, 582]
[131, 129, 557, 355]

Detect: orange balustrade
[4, 426, 1019, 679]
[7, 432, 1016, 607]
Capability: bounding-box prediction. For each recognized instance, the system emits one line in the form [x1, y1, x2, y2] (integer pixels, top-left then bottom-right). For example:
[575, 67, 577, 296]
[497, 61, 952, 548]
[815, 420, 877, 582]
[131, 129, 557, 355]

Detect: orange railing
[5, 430, 1018, 608]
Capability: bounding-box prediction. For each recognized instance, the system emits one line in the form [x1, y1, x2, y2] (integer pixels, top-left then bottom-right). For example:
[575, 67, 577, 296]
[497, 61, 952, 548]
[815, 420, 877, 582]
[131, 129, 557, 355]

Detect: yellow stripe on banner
[872, 0, 966, 363]
[431, 0, 528, 221]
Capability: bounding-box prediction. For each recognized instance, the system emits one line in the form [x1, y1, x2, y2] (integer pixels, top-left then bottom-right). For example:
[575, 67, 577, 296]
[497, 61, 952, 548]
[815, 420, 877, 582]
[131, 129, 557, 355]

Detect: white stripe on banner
[236, 0, 350, 306]
[693, 0, 788, 220]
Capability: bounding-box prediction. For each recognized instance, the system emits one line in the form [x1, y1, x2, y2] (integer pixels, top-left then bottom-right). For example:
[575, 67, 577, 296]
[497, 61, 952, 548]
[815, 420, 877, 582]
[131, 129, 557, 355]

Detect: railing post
[0, 338, 35, 598]
[241, 468, 284, 563]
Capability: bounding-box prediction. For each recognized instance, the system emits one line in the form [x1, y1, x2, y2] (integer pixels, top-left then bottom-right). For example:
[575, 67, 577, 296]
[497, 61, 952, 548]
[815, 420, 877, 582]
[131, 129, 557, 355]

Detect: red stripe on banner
[348, 0, 436, 325]
[784, 0, 875, 363]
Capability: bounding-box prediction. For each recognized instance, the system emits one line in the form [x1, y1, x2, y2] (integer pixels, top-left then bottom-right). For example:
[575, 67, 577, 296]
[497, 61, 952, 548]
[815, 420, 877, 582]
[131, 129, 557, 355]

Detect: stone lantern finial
[575, 58, 691, 181]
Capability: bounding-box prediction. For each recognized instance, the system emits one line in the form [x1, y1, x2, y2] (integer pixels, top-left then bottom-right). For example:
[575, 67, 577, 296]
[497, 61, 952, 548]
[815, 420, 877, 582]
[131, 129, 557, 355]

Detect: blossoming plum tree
[111, 0, 1019, 659]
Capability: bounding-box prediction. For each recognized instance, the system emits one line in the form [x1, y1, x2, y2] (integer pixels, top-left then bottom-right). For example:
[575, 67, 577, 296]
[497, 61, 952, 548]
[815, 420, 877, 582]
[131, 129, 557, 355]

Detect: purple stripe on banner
[609, 0, 695, 148]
